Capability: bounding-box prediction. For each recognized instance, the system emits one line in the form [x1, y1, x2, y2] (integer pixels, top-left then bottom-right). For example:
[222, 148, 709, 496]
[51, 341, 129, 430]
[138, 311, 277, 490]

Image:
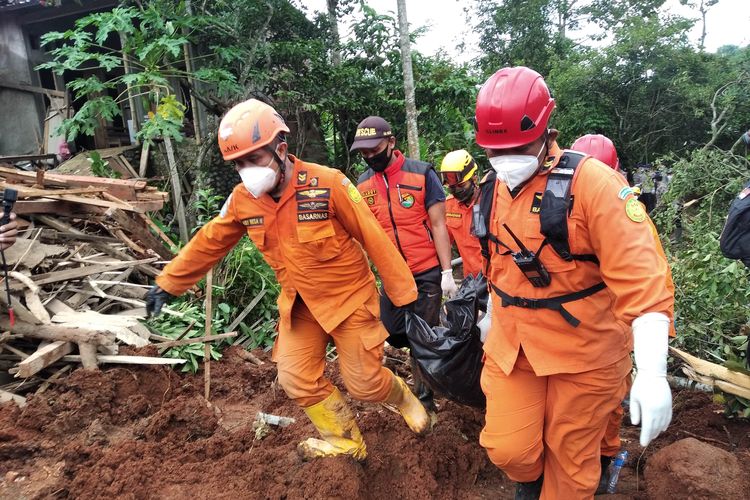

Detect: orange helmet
[571, 134, 620, 171]
[218, 99, 290, 161]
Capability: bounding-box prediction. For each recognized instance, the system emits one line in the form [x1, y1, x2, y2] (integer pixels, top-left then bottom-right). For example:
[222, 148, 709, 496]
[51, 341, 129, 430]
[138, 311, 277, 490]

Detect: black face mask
[452, 182, 476, 205]
[365, 146, 392, 172]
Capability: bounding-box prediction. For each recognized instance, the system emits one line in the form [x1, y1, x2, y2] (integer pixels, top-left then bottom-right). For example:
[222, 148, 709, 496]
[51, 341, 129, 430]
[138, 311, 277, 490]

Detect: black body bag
[405, 274, 487, 408]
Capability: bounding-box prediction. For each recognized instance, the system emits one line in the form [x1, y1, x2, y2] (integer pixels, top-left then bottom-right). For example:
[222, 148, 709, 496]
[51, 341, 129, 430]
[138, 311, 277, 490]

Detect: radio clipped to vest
[502, 223, 551, 288]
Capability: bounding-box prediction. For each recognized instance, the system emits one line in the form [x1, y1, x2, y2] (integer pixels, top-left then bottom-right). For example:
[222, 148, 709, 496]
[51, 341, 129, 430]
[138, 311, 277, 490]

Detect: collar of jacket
[377, 149, 406, 177]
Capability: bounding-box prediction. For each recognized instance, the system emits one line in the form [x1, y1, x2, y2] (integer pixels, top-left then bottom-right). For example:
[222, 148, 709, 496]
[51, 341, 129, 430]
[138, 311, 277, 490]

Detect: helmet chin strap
[268, 145, 288, 192]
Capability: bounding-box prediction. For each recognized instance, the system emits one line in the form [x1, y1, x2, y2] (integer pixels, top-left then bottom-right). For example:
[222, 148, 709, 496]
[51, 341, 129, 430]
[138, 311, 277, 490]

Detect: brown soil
[1, 349, 748, 499]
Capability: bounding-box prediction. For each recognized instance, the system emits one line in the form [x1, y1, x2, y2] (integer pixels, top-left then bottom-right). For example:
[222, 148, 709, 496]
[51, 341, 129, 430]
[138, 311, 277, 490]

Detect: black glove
[145, 285, 175, 318]
[403, 300, 417, 314]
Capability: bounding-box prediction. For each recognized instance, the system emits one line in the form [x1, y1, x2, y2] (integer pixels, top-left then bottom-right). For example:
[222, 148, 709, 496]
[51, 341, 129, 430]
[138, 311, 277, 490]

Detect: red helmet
[475, 66, 555, 149]
[571, 134, 620, 171]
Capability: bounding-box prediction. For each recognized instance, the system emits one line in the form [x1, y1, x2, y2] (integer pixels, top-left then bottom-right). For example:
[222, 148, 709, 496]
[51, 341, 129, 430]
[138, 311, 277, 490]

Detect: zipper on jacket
[422, 220, 433, 242]
[383, 174, 407, 260]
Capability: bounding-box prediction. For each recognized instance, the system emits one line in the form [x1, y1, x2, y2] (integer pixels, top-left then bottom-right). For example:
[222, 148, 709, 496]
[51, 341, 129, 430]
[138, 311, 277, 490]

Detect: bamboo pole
[163, 136, 189, 242]
[204, 268, 214, 400]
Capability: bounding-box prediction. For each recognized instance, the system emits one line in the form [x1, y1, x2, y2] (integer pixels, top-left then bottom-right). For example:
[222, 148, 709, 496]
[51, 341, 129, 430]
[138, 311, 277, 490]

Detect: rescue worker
[474, 67, 674, 499]
[570, 134, 620, 172]
[145, 99, 430, 461]
[351, 116, 457, 414]
[572, 133, 677, 494]
[439, 149, 484, 278]
[0, 213, 18, 250]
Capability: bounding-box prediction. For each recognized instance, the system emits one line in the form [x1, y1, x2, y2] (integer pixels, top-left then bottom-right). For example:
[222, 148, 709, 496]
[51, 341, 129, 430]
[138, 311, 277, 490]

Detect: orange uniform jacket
[156, 156, 417, 336]
[445, 195, 483, 277]
[486, 143, 674, 376]
[357, 151, 440, 274]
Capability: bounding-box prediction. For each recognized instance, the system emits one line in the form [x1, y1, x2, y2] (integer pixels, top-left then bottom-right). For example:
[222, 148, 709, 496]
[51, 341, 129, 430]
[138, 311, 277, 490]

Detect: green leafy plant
[37, 4, 239, 144]
[87, 151, 120, 178]
[192, 187, 224, 232]
[653, 148, 750, 416]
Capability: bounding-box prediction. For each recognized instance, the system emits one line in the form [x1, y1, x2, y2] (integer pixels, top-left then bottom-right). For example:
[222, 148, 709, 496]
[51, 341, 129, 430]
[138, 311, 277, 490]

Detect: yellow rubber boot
[298, 387, 367, 461]
[385, 375, 432, 435]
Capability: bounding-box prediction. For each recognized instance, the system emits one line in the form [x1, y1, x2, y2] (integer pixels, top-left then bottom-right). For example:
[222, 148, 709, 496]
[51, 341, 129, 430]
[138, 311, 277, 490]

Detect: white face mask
[236, 150, 283, 198]
[239, 166, 278, 198]
[488, 141, 546, 191]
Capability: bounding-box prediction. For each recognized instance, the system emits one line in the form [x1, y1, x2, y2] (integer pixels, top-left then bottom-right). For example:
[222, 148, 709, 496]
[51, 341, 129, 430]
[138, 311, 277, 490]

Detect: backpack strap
[474, 170, 498, 274]
[539, 151, 599, 265]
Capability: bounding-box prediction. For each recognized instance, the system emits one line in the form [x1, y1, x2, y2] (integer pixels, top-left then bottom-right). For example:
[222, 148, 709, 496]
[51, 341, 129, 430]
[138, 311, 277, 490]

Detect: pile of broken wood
[0, 160, 198, 407]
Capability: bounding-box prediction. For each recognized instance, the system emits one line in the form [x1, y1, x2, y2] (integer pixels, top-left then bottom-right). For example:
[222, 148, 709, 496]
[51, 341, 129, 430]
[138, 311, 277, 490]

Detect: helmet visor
[441, 171, 464, 187]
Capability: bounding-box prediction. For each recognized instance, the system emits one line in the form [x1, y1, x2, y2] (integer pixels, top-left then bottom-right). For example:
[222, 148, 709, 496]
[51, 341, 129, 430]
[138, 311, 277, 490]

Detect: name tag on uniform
[241, 216, 264, 227]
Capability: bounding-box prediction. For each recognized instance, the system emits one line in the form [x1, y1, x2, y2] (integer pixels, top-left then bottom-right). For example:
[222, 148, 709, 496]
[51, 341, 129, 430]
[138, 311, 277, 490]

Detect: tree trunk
[397, 0, 420, 160]
[327, 0, 342, 66]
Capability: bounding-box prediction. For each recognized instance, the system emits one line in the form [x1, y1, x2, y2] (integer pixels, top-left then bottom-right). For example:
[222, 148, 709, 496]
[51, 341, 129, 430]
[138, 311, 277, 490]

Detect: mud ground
[1, 347, 748, 499]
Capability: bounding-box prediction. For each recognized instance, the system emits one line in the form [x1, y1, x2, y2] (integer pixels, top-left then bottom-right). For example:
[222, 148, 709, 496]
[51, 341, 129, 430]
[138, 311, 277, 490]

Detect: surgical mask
[238, 166, 278, 198]
[488, 141, 546, 191]
[364, 146, 392, 172]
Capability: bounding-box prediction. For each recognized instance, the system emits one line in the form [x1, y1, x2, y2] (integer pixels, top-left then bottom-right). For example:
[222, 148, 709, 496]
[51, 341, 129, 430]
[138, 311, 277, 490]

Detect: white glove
[630, 312, 672, 447]
[477, 295, 493, 343]
[441, 269, 458, 299]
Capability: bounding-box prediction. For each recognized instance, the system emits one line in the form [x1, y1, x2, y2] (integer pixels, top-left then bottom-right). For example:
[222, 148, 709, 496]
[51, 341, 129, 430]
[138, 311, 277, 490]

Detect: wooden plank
[45, 194, 134, 211]
[8, 257, 157, 291]
[0, 81, 66, 98]
[39, 229, 119, 244]
[0, 318, 116, 345]
[78, 343, 99, 370]
[0, 389, 26, 407]
[153, 332, 237, 349]
[13, 199, 107, 216]
[118, 155, 139, 178]
[102, 208, 172, 259]
[0, 166, 146, 200]
[61, 354, 186, 365]
[139, 141, 150, 177]
[0, 182, 104, 198]
[16, 341, 73, 378]
[138, 213, 176, 249]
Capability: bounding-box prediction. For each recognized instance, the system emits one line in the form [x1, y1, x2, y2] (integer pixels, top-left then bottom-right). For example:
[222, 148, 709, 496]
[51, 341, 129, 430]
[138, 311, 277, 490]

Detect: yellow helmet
[439, 149, 477, 186]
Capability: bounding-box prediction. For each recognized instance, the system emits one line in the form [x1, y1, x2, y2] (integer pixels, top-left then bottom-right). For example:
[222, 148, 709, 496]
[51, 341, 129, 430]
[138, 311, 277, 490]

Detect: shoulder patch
[219, 194, 233, 218]
[347, 183, 362, 203]
[625, 198, 646, 223]
[618, 186, 634, 200]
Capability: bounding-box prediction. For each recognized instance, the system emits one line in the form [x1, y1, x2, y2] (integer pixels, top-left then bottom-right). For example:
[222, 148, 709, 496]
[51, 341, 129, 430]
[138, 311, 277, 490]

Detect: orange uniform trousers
[480, 350, 632, 499]
[273, 290, 394, 408]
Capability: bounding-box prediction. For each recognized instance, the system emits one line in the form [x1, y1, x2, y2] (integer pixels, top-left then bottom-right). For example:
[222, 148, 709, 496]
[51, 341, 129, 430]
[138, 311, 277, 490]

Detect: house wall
[0, 14, 43, 156]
